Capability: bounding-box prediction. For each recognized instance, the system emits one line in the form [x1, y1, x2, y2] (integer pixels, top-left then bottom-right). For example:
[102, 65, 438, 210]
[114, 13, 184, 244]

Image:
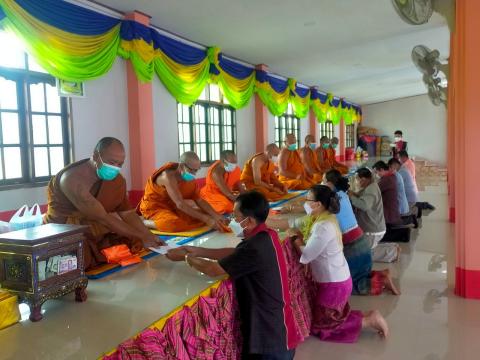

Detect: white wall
[0, 59, 130, 211]
[362, 94, 447, 165]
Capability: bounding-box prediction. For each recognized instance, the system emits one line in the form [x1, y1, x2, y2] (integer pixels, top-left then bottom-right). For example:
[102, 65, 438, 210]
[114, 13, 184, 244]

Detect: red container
[345, 148, 355, 161]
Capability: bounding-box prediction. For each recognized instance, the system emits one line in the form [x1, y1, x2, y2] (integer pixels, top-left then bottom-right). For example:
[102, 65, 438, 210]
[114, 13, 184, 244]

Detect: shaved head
[94, 137, 124, 155]
[93, 137, 125, 168]
[305, 135, 315, 144]
[220, 150, 237, 163]
[180, 151, 201, 171]
[331, 137, 339, 145]
[320, 136, 330, 144]
[285, 133, 296, 146]
[266, 143, 280, 157]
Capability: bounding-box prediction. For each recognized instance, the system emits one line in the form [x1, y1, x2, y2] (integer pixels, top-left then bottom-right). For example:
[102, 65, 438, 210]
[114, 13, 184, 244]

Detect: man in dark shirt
[167, 191, 300, 359]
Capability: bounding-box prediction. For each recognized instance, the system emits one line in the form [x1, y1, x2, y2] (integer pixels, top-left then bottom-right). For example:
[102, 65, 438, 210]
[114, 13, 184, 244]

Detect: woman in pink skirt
[291, 185, 389, 342]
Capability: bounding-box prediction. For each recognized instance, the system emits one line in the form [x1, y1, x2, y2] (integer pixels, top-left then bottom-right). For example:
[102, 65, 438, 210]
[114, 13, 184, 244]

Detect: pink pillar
[308, 109, 317, 140]
[447, 35, 456, 223]
[124, 11, 156, 203]
[453, 0, 480, 299]
[255, 64, 269, 152]
[338, 118, 346, 161]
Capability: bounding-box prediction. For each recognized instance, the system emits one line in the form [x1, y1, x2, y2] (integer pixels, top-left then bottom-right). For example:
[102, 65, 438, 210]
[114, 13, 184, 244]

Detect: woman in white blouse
[292, 185, 389, 342]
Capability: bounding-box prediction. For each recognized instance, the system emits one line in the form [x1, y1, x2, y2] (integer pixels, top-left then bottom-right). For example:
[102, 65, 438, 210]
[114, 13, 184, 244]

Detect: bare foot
[363, 310, 389, 338]
[382, 269, 401, 295]
[394, 244, 402, 262]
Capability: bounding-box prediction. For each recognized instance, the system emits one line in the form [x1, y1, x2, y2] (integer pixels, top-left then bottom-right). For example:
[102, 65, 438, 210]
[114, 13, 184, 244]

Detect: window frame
[319, 120, 334, 139]
[0, 56, 70, 189]
[274, 103, 301, 148]
[345, 124, 355, 148]
[177, 85, 236, 164]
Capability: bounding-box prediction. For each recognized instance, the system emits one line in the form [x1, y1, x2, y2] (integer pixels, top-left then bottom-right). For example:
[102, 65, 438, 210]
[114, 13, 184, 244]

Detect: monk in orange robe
[44, 137, 164, 270]
[200, 150, 246, 214]
[139, 151, 227, 233]
[328, 137, 349, 175]
[240, 143, 288, 201]
[278, 134, 316, 190]
[315, 136, 333, 173]
[299, 134, 324, 184]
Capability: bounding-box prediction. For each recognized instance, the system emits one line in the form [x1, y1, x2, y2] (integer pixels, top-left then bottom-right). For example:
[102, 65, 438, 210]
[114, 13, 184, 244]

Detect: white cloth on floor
[364, 231, 399, 263]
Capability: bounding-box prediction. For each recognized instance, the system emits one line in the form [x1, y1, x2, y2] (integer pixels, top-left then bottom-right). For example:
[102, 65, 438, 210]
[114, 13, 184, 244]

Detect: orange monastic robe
[139, 162, 204, 233]
[327, 148, 349, 175]
[241, 153, 284, 201]
[302, 147, 324, 184]
[278, 150, 315, 190]
[44, 159, 140, 270]
[200, 161, 241, 214]
[317, 148, 333, 173]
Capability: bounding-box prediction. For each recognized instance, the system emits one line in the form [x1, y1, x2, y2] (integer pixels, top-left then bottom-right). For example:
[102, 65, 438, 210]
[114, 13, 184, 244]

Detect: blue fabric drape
[218, 55, 254, 79]
[15, 0, 120, 35]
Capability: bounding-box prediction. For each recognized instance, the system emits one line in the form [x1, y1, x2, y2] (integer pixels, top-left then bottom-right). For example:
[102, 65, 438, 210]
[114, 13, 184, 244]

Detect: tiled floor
[1, 176, 479, 360]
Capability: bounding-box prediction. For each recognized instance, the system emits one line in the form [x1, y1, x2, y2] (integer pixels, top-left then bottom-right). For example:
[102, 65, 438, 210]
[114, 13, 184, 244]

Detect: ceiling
[93, 0, 451, 105]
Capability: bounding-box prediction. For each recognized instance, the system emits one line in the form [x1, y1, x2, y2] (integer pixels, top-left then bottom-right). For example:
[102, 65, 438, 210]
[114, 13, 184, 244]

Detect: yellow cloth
[0, 292, 20, 330]
[150, 226, 212, 237]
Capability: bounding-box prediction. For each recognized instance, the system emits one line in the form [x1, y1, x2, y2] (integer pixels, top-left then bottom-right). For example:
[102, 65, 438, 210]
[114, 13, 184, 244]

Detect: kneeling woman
[293, 185, 389, 342]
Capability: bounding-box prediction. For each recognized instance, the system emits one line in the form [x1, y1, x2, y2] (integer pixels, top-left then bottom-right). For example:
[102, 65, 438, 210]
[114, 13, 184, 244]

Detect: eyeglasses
[304, 198, 316, 202]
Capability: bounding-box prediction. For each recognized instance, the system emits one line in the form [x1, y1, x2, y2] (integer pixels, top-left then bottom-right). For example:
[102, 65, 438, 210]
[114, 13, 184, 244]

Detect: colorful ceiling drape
[0, 0, 362, 121]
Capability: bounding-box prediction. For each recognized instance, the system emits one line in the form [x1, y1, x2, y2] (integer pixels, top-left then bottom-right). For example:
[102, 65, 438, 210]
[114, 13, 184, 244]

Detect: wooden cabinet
[0, 224, 88, 321]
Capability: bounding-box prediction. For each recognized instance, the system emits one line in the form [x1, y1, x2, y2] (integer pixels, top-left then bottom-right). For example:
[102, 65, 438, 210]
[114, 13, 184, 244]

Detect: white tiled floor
[1, 179, 479, 360]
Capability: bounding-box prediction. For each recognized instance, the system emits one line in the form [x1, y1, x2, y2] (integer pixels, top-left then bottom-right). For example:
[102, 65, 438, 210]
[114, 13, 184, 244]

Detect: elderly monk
[44, 137, 164, 270]
[299, 135, 323, 184]
[200, 150, 246, 214]
[139, 151, 227, 233]
[327, 137, 349, 175]
[278, 133, 315, 190]
[240, 143, 288, 201]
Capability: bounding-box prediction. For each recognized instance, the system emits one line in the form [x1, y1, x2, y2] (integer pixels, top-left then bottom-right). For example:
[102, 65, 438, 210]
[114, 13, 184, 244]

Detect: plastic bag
[9, 204, 43, 231]
[0, 221, 11, 234]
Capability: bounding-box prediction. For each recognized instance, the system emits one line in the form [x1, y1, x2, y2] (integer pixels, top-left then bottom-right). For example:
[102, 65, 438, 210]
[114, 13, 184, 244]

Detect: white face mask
[224, 161, 237, 173]
[229, 218, 247, 237]
[271, 156, 279, 163]
[395, 137, 401, 142]
[304, 202, 314, 215]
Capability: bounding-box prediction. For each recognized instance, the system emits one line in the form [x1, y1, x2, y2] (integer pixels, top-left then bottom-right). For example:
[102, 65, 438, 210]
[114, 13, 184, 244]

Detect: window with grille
[345, 124, 355, 148]
[0, 31, 70, 188]
[274, 103, 301, 148]
[177, 84, 236, 164]
[319, 120, 334, 139]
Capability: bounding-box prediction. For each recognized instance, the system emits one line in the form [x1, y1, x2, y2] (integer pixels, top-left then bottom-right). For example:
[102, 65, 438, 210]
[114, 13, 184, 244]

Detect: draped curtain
[0, 0, 362, 120]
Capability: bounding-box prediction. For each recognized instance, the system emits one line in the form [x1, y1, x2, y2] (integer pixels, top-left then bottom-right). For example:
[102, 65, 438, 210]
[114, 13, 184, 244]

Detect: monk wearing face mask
[44, 137, 165, 270]
[300, 134, 324, 183]
[139, 151, 227, 233]
[278, 133, 315, 190]
[200, 150, 246, 214]
[240, 143, 288, 201]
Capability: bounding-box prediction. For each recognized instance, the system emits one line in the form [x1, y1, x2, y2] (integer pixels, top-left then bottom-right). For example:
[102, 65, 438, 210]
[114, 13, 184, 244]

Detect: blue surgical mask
[309, 143, 316, 150]
[288, 144, 297, 151]
[322, 143, 330, 149]
[96, 155, 121, 181]
[229, 218, 247, 237]
[332, 143, 338, 149]
[224, 161, 237, 173]
[181, 172, 196, 182]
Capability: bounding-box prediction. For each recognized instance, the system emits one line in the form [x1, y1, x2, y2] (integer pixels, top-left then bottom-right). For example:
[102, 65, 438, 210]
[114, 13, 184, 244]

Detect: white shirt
[299, 220, 351, 283]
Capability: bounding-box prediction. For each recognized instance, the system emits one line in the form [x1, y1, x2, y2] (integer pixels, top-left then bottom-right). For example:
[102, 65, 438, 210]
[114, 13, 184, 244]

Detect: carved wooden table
[0, 224, 88, 322]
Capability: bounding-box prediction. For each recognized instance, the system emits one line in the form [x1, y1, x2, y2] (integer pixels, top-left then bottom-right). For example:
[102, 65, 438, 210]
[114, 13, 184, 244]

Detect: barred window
[319, 120, 334, 139]
[177, 84, 236, 164]
[275, 103, 300, 148]
[345, 124, 355, 148]
[0, 31, 70, 188]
